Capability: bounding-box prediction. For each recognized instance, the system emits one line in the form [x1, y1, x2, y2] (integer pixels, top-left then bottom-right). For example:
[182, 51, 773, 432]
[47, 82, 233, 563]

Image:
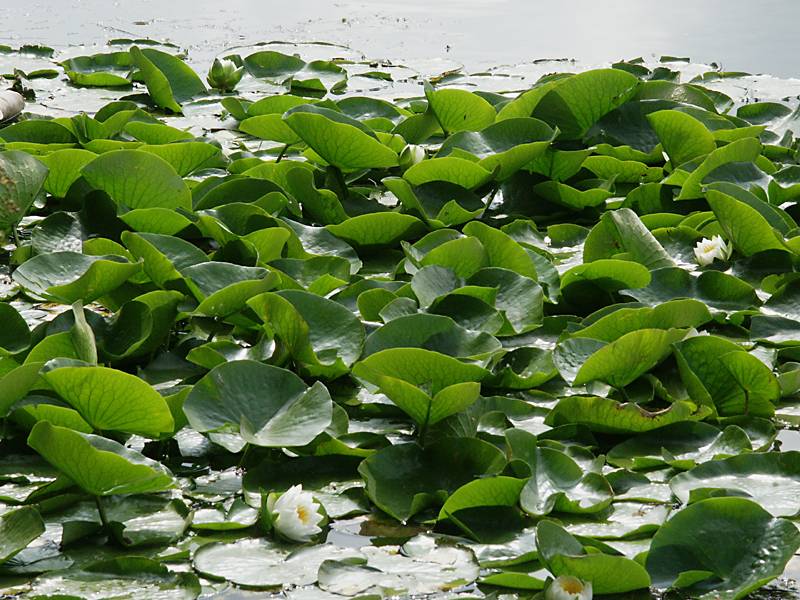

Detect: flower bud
[207, 58, 244, 93]
[399, 144, 426, 171]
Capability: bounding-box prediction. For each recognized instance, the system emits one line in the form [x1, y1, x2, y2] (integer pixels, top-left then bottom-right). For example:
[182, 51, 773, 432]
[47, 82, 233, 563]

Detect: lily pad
[646, 497, 800, 599]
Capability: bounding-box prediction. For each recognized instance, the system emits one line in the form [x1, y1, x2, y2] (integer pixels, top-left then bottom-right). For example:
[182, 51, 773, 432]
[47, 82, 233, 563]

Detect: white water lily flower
[545, 575, 593, 600]
[693, 235, 731, 266]
[267, 484, 324, 542]
[399, 144, 426, 171]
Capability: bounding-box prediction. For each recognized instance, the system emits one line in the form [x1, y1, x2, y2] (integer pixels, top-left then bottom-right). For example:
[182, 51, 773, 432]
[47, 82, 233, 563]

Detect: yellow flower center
[560, 579, 584, 594]
[296, 505, 311, 524]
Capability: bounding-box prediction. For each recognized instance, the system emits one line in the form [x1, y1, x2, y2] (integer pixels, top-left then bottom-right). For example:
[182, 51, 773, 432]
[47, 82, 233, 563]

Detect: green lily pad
[670, 452, 800, 517]
[569, 328, 687, 388]
[608, 422, 753, 470]
[183, 360, 333, 449]
[508, 430, 612, 517]
[130, 46, 206, 113]
[284, 105, 398, 170]
[0, 507, 44, 564]
[0, 150, 48, 238]
[646, 497, 800, 599]
[546, 396, 708, 434]
[358, 438, 506, 523]
[82, 150, 192, 210]
[13, 252, 141, 303]
[424, 83, 496, 134]
[247, 290, 365, 378]
[193, 539, 361, 589]
[43, 364, 174, 437]
[27, 421, 175, 496]
[536, 520, 651, 594]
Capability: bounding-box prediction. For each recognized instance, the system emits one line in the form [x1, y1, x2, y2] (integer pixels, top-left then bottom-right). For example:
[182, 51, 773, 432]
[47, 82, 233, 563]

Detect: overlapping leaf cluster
[2, 44, 800, 599]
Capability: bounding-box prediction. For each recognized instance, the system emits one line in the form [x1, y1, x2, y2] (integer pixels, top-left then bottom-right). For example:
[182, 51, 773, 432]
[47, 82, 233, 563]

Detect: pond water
[1, 0, 799, 77]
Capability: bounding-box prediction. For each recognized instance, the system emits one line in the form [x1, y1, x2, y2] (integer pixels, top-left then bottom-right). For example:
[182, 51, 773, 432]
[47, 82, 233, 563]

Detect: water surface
[1, 0, 798, 76]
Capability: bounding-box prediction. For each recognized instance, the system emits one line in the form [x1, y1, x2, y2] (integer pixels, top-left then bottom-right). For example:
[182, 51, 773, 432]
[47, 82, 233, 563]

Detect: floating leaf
[536, 520, 651, 594]
[43, 364, 174, 437]
[82, 150, 192, 210]
[670, 452, 800, 517]
[646, 498, 800, 599]
[183, 360, 333, 449]
[546, 396, 708, 434]
[284, 105, 398, 170]
[0, 150, 48, 238]
[0, 507, 44, 564]
[27, 421, 175, 495]
[13, 252, 141, 303]
[359, 438, 506, 522]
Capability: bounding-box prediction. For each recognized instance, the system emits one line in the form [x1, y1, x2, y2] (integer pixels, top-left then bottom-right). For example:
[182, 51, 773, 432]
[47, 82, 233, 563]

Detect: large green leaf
[27, 421, 175, 495]
[670, 452, 800, 516]
[584, 208, 674, 269]
[326, 213, 426, 248]
[37, 149, 95, 199]
[607, 422, 753, 470]
[706, 188, 786, 255]
[648, 109, 716, 166]
[531, 69, 640, 139]
[43, 364, 174, 437]
[318, 538, 479, 595]
[646, 498, 800, 599]
[536, 521, 651, 594]
[508, 430, 612, 517]
[130, 46, 206, 113]
[354, 347, 488, 396]
[358, 438, 506, 522]
[247, 290, 365, 378]
[243, 51, 346, 92]
[674, 336, 778, 417]
[362, 313, 502, 361]
[182, 360, 333, 448]
[0, 302, 31, 355]
[0, 507, 45, 565]
[675, 137, 762, 200]
[82, 150, 192, 210]
[0, 150, 48, 238]
[463, 221, 538, 279]
[570, 328, 687, 387]
[424, 83, 496, 134]
[141, 141, 223, 177]
[194, 539, 360, 589]
[438, 117, 554, 179]
[404, 157, 493, 189]
[284, 105, 398, 170]
[12, 252, 141, 303]
[24, 557, 200, 598]
[546, 396, 708, 434]
[572, 299, 711, 342]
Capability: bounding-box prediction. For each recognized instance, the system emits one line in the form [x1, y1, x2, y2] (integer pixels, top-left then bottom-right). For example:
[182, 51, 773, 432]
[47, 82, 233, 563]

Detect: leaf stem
[237, 443, 251, 469]
[94, 495, 119, 545]
[331, 166, 348, 202]
[481, 185, 500, 218]
[276, 144, 289, 163]
[418, 402, 433, 446]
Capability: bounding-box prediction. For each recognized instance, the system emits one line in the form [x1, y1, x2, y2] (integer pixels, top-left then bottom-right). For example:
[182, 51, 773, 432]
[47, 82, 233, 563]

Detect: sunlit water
[1, 0, 799, 76]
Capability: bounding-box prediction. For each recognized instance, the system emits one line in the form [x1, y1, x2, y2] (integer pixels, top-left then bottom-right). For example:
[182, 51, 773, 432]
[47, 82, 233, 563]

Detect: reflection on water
[777, 428, 800, 452]
[1, 0, 799, 76]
